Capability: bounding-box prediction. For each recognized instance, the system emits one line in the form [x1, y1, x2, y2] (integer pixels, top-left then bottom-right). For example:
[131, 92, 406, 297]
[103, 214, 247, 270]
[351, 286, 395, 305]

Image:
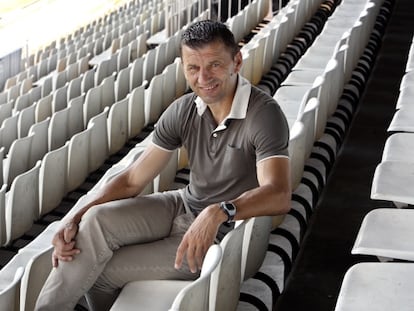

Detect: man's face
[181, 40, 242, 106]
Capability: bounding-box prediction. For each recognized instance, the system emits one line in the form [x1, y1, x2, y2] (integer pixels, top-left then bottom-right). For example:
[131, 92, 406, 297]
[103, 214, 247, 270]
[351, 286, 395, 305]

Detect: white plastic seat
[371, 160, 414, 207]
[39, 143, 69, 217]
[20, 246, 54, 311]
[17, 104, 36, 138]
[387, 105, 414, 132]
[28, 117, 50, 167]
[68, 94, 85, 137]
[162, 62, 177, 111]
[48, 107, 69, 151]
[334, 263, 414, 311]
[5, 161, 41, 245]
[130, 57, 144, 91]
[143, 48, 157, 82]
[128, 82, 146, 139]
[396, 86, 414, 109]
[0, 112, 19, 154]
[0, 184, 7, 246]
[0, 101, 13, 126]
[352, 208, 414, 262]
[288, 121, 306, 192]
[116, 66, 131, 101]
[101, 73, 116, 109]
[3, 134, 34, 187]
[67, 75, 83, 102]
[67, 127, 92, 192]
[88, 107, 109, 173]
[381, 132, 414, 162]
[144, 73, 164, 125]
[52, 83, 68, 113]
[84, 84, 103, 126]
[35, 93, 53, 122]
[0, 267, 24, 311]
[108, 97, 129, 155]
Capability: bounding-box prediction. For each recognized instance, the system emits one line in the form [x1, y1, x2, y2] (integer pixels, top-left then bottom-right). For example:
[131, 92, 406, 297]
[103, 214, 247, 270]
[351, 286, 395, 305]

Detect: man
[36, 20, 291, 311]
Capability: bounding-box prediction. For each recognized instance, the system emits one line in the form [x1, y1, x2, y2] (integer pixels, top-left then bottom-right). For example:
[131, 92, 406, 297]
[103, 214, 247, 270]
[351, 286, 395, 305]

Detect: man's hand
[52, 222, 80, 268]
[175, 205, 226, 273]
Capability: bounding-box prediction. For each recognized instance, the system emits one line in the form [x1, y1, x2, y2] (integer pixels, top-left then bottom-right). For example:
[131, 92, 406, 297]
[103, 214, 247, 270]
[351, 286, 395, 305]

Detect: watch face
[225, 203, 236, 215]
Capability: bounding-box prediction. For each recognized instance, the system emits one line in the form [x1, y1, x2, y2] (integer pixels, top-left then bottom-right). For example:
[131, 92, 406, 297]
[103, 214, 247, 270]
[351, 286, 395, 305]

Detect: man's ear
[233, 51, 243, 73]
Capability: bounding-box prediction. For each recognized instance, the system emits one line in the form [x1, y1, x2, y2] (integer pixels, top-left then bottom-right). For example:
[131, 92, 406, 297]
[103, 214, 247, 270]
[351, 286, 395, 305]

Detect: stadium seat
[334, 263, 414, 311]
[352, 208, 414, 262]
[19, 246, 54, 311]
[39, 143, 69, 217]
[3, 134, 34, 187]
[0, 266, 24, 311]
[5, 161, 41, 245]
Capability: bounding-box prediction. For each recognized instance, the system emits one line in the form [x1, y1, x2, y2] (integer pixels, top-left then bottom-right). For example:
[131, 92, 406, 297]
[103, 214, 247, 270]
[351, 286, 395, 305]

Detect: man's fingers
[63, 223, 77, 243]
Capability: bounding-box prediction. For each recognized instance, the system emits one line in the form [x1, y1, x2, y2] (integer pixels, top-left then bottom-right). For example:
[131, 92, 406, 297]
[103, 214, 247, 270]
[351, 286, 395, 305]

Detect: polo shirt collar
[195, 75, 252, 126]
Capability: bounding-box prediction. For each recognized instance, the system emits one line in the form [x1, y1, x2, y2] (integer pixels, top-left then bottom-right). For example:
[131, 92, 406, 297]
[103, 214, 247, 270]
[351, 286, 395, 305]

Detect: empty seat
[0, 267, 24, 311]
[4, 161, 41, 245]
[20, 246, 54, 311]
[39, 143, 69, 217]
[3, 134, 34, 187]
[108, 97, 129, 155]
[334, 263, 414, 311]
[67, 127, 93, 192]
[352, 208, 414, 262]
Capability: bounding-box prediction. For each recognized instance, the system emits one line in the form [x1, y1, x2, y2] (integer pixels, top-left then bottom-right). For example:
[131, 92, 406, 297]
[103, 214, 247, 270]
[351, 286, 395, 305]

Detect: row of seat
[0, 0, 164, 96]
[0, 0, 390, 309]
[334, 32, 414, 311]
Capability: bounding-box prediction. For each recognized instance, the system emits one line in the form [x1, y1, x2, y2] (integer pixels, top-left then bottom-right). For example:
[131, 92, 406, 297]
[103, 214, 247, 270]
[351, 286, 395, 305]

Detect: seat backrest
[28, 117, 50, 168]
[144, 72, 164, 125]
[128, 81, 146, 139]
[0, 266, 24, 311]
[3, 134, 34, 186]
[210, 220, 246, 311]
[5, 161, 41, 245]
[39, 143, 69, 217]
[108, 97, 129, 155]
[48, 107, 69, 151]
[169, 245, 222, 311]
[0, 183, 7, 246]
[241, 216, 272, 281]
[20, 246, 54, 311]
[67, 127, 92, 192]
[299, 98, 319, 161]
[88, 107, 109, 173]
[288, 121, 306, 191]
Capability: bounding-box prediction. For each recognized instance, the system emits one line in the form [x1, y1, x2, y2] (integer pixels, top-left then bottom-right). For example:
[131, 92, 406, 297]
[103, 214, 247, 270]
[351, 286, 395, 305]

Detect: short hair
[180, 20, 239, 57]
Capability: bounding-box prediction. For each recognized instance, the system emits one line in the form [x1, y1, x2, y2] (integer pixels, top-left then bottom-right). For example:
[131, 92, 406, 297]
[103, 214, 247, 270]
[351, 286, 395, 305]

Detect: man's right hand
[52, 222, 80, 268]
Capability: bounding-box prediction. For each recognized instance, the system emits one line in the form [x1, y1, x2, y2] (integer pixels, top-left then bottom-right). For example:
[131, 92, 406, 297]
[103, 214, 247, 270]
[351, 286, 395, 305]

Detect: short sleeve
[248, 96, 290, 162]
[152, 99, 182, 151]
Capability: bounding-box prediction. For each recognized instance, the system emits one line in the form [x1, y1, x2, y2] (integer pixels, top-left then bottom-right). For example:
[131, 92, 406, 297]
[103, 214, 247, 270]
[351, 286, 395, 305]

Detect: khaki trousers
[35, 190, 197, 311]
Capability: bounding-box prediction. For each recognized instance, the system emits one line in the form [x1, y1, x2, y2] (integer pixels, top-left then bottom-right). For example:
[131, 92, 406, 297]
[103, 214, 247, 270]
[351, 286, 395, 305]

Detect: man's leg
[86, 212, 197, 310]
[35, 191, 185, 311]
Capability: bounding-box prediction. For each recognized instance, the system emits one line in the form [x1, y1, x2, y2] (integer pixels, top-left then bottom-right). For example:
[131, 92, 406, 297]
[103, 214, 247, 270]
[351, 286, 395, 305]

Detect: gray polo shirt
[153, 75, 289, 214]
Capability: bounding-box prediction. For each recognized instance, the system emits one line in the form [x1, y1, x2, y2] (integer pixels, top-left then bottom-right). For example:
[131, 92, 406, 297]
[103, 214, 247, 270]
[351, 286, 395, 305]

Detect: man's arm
[175, 156, 291, 273]
[53, 143, 174, 266]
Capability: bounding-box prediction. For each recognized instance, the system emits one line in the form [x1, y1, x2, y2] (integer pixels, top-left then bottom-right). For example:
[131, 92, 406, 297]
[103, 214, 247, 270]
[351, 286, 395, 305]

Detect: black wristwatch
[219, 201, 236, 223]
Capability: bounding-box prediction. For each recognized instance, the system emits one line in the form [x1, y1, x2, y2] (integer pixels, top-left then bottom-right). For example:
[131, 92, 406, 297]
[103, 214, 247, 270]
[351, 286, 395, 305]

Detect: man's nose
[198, 67, 212, 83]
